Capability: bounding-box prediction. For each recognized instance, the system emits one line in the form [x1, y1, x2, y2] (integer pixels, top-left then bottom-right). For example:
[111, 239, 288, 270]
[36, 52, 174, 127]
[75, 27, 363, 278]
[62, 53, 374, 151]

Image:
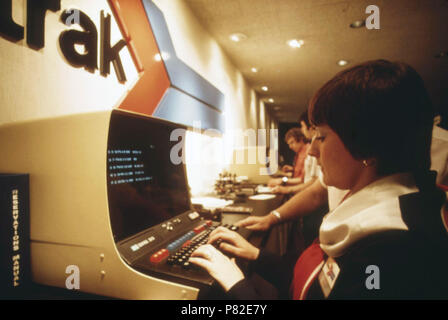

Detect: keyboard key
[193, 224, 205, 234]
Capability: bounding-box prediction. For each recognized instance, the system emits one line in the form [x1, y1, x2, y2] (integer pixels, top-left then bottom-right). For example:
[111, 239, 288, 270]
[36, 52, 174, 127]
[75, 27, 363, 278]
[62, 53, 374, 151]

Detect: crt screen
[107, 110, 191, 242]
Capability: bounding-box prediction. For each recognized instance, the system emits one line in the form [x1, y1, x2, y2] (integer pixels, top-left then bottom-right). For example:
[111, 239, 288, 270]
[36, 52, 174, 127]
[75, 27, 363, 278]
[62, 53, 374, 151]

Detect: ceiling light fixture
[287, 39, 304, 48]
[230, 33, 248, 42]
[338, 60, 348, 66]
[261, 86, 269, 92]
[350, 20, 365, 28]
[268, 98, 274, 103]
[251, 67, 258, 73]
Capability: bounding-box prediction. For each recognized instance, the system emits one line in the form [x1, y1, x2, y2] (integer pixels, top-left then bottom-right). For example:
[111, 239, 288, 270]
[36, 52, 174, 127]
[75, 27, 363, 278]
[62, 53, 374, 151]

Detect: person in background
[239, 112, 333, 251]
[268, 128, 307, 188]
[272, 111, 320, 194]
[298, 110, 320, 184]
[189, 60, 448, 299]
[238, 178, 328, 231]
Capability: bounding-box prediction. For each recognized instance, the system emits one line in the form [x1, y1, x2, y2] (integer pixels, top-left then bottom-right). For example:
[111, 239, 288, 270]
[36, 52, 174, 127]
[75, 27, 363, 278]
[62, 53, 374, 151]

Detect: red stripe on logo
[108, 0, 170, 116]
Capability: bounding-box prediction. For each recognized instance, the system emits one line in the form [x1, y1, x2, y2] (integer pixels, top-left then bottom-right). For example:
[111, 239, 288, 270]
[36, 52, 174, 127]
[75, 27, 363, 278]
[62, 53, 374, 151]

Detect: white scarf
[319, 173, 419, 258]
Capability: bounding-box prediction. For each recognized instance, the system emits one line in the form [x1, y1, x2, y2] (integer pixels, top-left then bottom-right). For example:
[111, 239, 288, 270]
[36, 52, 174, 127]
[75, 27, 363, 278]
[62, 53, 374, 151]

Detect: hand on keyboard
[234, 215, 274, 231]
[207, 226, 260, 261]
[189, 244, 244, 292]
[161, 222, 250, 269]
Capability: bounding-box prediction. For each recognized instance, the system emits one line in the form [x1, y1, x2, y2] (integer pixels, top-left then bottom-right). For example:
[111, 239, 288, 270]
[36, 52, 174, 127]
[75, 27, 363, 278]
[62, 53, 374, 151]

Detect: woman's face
[309, 125, 365, 190]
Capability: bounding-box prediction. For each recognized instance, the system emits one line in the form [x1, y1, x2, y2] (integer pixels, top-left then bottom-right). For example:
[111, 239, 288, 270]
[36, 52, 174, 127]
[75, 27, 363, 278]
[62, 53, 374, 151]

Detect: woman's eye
[315, 135, 325, 141]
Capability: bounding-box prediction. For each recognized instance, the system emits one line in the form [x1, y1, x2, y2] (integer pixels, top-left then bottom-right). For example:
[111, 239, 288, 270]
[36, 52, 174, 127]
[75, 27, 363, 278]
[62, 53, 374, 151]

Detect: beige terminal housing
[0, 110, 199, 299]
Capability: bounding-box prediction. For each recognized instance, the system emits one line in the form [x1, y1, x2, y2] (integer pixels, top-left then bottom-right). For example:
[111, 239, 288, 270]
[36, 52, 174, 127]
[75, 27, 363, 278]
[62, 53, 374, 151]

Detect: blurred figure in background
[268, 128, 307, 189]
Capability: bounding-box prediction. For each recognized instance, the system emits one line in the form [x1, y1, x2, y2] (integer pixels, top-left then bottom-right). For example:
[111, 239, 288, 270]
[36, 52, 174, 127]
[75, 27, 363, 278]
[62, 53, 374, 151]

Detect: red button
[193, 225, 205, 234]
[182, 240, 192, 248]
[150, 249, 169, 264]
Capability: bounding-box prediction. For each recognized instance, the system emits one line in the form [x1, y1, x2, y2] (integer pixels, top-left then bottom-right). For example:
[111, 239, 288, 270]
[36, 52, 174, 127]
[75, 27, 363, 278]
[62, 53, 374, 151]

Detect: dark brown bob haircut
[285, 127, 305, 143]
[308, 60, 434, 183]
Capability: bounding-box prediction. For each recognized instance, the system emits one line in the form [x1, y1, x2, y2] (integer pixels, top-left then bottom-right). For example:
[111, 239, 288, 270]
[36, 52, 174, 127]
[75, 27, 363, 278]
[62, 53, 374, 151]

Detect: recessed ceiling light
[230, 33, 247, 42]
[268, 98, 274, 103]
[251, 67, 258, 73]
[338, 60, 348, 66]
[261, 86, 269, 92]
[287, 39, 304, 48]
[350, 20, 365, 28]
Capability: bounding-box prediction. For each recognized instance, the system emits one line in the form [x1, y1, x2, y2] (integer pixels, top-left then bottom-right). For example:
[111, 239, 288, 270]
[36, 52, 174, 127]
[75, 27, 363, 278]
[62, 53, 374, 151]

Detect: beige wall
[0, 0, 138, 126]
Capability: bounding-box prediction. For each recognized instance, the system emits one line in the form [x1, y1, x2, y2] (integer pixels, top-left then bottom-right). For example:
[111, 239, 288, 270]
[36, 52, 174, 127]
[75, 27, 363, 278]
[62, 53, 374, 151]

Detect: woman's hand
[234, 214, 277, 231]
[189, 244, 244, 292]
[272, 185, 292, 194]
[268, 178, 283, 187]
[206, 227, 260, 260]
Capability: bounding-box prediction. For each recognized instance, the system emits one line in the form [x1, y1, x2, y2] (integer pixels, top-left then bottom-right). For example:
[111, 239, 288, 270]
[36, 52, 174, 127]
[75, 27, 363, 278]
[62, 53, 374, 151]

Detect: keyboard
[132, 221, 252, 286]
[165, 223, 248, 269]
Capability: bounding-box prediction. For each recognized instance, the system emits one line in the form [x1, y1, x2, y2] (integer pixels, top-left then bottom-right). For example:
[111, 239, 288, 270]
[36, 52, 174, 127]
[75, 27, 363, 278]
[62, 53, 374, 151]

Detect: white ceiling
[184, 0, 448, 123]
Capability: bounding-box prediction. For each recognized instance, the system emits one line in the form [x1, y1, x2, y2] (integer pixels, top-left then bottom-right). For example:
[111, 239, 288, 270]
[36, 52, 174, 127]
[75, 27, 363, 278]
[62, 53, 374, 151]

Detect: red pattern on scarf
[290, 239, 326, 300]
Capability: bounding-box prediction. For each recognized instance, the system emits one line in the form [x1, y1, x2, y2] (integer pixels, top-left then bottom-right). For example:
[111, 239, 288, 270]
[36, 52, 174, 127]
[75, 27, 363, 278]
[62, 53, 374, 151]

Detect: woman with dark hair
[189, 60, 448, 299]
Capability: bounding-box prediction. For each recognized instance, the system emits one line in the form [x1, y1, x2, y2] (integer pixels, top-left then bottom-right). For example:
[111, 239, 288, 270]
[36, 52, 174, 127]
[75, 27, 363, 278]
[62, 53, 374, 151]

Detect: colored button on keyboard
[193, 224, 205, 234]
[166, 231, 196, 252]
[150, 249, 169, 264]
[182, 240, 192, 248]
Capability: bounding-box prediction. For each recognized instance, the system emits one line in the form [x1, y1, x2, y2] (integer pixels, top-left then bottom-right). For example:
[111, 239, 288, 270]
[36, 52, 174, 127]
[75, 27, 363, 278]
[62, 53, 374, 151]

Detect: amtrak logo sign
[0, 0, 128, 83]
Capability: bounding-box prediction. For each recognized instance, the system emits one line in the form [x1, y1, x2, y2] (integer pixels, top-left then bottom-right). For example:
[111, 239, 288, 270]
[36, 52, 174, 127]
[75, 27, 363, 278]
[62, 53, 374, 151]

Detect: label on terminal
[138, 239, 149, 247]
[130, 236, 156, 252]
[188, 212, 200, 220]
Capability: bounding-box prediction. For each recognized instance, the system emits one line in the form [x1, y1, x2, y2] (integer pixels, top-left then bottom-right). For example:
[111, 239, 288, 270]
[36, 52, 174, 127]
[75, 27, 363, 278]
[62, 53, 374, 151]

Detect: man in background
[268, 128, 308, 189]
